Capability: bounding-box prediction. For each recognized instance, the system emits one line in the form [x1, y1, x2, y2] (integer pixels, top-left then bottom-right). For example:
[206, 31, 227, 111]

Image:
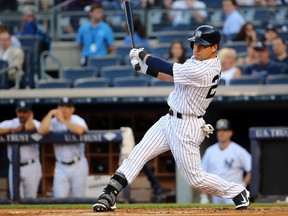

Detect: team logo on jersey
[196, 30, 202, 37]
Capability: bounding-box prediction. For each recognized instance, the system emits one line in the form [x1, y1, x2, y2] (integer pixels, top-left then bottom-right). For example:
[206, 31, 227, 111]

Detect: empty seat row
[35, 76, 174, 89]
[219, 74, 288, 86]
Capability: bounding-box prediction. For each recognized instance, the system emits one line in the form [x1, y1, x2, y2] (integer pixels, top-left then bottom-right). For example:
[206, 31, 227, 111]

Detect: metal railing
[0, 6, 287, 41]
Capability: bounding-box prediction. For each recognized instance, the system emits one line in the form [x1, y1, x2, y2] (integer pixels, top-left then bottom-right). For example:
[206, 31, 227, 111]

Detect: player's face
[16, 110, 32, 124]
[217, 129, 233, 143]
[193, 43, 217, 60]
[57, 105, 74, 119]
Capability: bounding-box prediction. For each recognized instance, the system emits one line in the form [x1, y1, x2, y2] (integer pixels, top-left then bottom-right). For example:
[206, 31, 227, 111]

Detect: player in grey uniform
[0, 101, 42, 199]
[39, 97, 89, 198]
[200, 119, 252, 204]
[92, 25, 250, 212]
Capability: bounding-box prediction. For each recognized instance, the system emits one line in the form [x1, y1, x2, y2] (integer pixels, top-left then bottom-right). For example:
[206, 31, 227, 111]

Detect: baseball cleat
[233, 189, 250, 210]
[92, 202, 117, 212]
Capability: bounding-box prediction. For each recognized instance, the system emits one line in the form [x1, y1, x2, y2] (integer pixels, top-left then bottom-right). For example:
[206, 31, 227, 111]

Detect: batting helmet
[188, 25, 221, 49]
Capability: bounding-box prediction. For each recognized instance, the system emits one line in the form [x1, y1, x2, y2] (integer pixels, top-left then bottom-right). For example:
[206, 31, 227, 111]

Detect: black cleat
[92, 202, 117, 212]
[233, 189, 250, 210]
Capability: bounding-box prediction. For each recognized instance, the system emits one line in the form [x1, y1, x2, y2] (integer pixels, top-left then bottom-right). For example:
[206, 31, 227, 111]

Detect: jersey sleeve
[0, 120, 14, 128]
[72, 115, 88, 131]
[240, 149, 252, 172]
[172, 58, 215, 86]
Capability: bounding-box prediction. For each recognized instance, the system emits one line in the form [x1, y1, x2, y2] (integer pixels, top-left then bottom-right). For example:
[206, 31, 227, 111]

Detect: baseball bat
[123, 0, 141, 71]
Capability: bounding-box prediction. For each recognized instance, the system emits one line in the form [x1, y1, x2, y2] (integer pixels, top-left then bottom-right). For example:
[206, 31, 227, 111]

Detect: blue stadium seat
[62, 67, 98, 83]
[87, 55, 122, 70]
[150, 79, 174, 87]
[157, 32, 190, 44]
[18, 35, 42, 80]
[224, 41, 248, 53]
[218, 79, 226, 86]
[115, 45, 132, 64]
[21, 46, 33, 88]
[229, 76, 264, 85]
[73, 77, 110, 88]
[0, 60, 8, 89]
[112, 76, 150, 87]
[150, 44, 170, 59]
[136, 72, 152, 81]
[99, 65, 135, 81]
[35, 79, 72, 88]
[265, 74, 288, 85]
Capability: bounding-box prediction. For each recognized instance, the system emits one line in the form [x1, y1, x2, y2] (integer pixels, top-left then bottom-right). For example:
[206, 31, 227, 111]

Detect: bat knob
[134, 63, 141, 71]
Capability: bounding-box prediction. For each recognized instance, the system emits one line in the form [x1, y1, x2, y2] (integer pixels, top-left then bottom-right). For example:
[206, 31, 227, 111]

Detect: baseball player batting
[92, 25, 250, 212]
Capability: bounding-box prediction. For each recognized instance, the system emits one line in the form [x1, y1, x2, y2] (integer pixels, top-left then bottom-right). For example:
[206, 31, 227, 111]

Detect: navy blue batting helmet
[188, 25, 221, 49]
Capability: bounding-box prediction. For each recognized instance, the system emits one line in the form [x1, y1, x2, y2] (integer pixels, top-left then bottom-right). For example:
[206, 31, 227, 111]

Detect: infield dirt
[1, 207, 288, 216]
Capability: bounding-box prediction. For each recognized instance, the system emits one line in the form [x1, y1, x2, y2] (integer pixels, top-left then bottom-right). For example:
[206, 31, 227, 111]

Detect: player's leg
[21, 160, 42, 198]
[93, 115, 170, 212]
[53, 163, 70, 198]
[168, 117, 249, 210]
[71, 157, 89, 197]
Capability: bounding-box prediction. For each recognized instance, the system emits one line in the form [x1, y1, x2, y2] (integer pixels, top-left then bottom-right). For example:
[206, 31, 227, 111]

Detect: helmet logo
[196, 30, 202, 37]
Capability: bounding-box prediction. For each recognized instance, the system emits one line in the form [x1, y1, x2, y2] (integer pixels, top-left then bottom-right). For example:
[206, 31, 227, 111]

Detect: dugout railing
[5, 130, 122, 203]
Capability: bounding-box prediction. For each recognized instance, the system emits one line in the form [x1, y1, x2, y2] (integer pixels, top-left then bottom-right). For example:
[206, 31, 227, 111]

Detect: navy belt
[58, 157, 81, 165]
[20, 159, 35, 166]
[169, 109, 202, 119]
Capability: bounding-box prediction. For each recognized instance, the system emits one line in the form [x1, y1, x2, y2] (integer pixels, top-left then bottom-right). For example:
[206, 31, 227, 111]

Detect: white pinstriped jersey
[0, 118, 41, 162]
[50, 114, 88, 162]
[118, 54, 246, 201]
[168, 56, 221, 117]
[202, 142, 251, 185]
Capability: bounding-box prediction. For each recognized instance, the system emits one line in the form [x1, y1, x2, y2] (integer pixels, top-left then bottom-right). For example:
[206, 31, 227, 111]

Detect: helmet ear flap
[190, 41, 194, 50]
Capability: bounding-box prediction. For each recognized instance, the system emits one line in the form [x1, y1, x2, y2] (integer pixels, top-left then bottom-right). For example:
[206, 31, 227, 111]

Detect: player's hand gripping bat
[123, 0, 141, 71]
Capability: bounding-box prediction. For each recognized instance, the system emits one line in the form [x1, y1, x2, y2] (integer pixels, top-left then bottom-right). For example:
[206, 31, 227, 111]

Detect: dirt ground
[1, 207, 288, 216]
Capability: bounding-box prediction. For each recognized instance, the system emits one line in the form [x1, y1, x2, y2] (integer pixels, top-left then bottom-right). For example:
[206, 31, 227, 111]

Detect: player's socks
[93, 172, 128, 212]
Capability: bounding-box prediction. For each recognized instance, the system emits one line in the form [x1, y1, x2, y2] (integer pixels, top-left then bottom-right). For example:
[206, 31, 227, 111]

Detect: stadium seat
[0, 60, 8, 89]
[115, 45, 132, 64]
[62, 67, 98, 83]
[35, 79, 72, 88]
[150, 79, 174, 87]
[150, 44, 170, 59]
[87, 55, 122, 70]
[18, 35, 42, 80]
[218, 79, 226, 86]
[224, 41, 248, 53]
[157, 32, 190, 44]
[229, 76, 264, 85]
[21, 46, 33, 88]
[112, 76, 150, 87]
[73, 77, 110, 88]
[99, 65, 135, 81]
[265, 74, 288, 85]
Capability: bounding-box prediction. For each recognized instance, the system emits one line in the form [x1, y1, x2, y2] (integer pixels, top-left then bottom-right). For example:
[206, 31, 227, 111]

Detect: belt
[169, 108, 203, 119]
[20, 159, 35, 166]
[58, 157, 81, 165]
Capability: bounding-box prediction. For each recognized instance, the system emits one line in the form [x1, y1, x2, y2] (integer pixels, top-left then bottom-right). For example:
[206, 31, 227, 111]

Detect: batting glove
[129, 48, 144, 60]
[201, 124, 214, 138]
[130, 57, 147, 74]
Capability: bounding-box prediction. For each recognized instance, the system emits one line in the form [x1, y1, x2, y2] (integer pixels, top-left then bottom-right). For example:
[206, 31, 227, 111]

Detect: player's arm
[130, 48, 174, 81]
[243, 171, 251, 187]
[39, 109, 57, 135]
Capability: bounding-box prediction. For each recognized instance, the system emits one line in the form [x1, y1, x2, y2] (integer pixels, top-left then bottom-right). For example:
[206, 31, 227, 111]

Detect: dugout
[249, 127, 288, 202]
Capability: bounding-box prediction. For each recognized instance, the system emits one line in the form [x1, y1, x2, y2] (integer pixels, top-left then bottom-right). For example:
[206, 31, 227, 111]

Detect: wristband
[146, 68, 159, 78]
[139, 50, 148, 60]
